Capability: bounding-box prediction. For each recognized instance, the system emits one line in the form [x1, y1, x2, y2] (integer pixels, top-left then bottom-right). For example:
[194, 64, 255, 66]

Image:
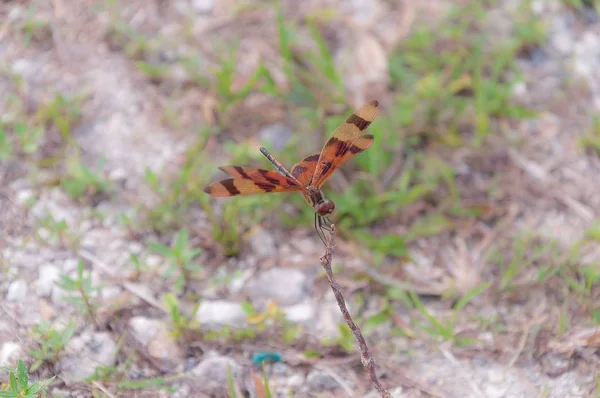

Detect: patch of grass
[90, 365, 176, 395]
[19, 6, 52, 47]
[486, 232, 563, 292]
[0, 87, 87, 177]
[324, 323, 354, 353]
[568, 263, 600, 299]
[0, 359, 56, 397]
[9, 121, 44, 156]
[87, 335, 178, 396]
[0, 127, 12, 160]
[102, 0, 346, 118]
[104, 19, 158, 61]
[270, 0, 540, 248]
[227, 366, 238, 398]
[351, 233, 409, 260]
[128, 251, 151, 277]
[408, 282, 491, 344]
[60, 155, 113, 202]
[55, 260, 101, 328]
[512, 0, 548, 55]
[274, 5, 345, 105]
[227, 365, 272, 398]
[0, 103, 42, 162]
[389, 1, 536, 146]
[188, 301, 302, 347]
[101, 2, 357, 250]
[562, 0, 600, 12]
[36, 213, 79, 249]
[1, 88, 99, 209]
[106, 0, 542, 259]
[135, 61, 172, 84]
[148, 228, 203, 293]
[308, 0, 539, 241]
[579, 116, 600, 155]
[163, 293, 200, 338]
[103, 6, 278, 115]
[244, 301, 302, 344]
[252, 366, 274, 398]
[584, 221, 600, 242]
[140, 135, 214, 228]
[140, 129, 283, 256]
[117, 376, 170, 392]
[488, 225, 600, 325]
[560, 226, 600, 309]
[27, 321, 76, 372]
[210, 42, 279, 116]
[35, 92, 85, 146]
[361, 304, 398, 336]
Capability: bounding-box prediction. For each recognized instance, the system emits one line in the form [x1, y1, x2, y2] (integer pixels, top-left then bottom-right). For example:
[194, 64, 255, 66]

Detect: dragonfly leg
[315, 214, 333, 245]
[321, 216, 332, 231]
[315, 213, 326, 244]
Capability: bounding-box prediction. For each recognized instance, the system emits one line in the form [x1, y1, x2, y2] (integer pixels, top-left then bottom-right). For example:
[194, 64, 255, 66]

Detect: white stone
[287, 374, 305, 387]
[512, 82, 527, 98]
[246, 229, 276, 258]
[229, 269, 253, 294]
[551, 20, 573, 55]
[192, 0, 213, 13]
[531, 0, 544, 14]
[315, 291, 345, 339]
[246, 268, 310, 307]
[195, 300, 247, 329]
[101, 285, 122, 300]
[15, 189, 33, 205]
[129, 317, 162, 345]
[58, 332, 117, 381]
[129, 317, 183, 363]
[108, 167, 127, 181]
[6, 279, 27, 301]
[283, 300, 315, 323]
[187, 353, 240, 396]
[0, 342, 23, 366]
[37, 264, 60, 297]
[11, 59, 32, 75]
[306, 369, 339, 391]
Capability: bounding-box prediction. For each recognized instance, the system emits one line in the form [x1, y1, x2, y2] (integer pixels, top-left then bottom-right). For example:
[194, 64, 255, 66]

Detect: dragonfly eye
[316, 200, 335, 216]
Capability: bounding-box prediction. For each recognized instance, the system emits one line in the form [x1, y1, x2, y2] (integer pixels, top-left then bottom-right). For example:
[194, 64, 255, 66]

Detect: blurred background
[2, 0, 600, 396]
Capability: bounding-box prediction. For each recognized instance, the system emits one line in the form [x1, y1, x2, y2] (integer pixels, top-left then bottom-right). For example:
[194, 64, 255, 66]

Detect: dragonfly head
[316, 199, 335, 216]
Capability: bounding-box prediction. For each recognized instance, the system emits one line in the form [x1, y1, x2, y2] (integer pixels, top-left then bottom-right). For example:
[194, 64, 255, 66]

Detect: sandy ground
[2, 0, 600, 397]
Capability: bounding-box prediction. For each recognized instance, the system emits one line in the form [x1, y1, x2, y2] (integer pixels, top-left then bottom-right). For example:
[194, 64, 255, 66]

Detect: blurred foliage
[93, 0, 547, 260]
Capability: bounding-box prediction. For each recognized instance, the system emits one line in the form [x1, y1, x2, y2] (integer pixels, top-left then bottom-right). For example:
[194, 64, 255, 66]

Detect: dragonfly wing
[310, 101, 379, 188]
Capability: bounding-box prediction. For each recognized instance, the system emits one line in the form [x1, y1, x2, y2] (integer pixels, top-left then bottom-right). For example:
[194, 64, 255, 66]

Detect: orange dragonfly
[204, 100, 379, 243]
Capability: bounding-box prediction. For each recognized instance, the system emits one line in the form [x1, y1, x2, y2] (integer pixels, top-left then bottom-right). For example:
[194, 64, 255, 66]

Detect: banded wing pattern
[290, 153, 320, 206]
[291, 153, 320, 185]
[291, 135, 374, 188]
[203, 100, 379, 244]
[203, 166, 303, 197]
[310, 100, 378, 188]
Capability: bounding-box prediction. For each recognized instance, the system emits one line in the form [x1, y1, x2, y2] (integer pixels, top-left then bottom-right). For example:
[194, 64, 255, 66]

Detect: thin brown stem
[319, 224, 392, 398]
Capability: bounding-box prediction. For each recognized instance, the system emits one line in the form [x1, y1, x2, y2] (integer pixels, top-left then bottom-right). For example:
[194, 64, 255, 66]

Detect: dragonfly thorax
[315, 199, 335, 216]
[308, 188, 335, 216]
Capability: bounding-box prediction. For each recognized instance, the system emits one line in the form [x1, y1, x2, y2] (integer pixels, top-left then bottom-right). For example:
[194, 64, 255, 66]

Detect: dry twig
[319, 224, 392, 398]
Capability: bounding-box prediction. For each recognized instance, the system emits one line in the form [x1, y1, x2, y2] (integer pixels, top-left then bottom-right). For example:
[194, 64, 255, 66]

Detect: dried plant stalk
[319, 224, 392, 398]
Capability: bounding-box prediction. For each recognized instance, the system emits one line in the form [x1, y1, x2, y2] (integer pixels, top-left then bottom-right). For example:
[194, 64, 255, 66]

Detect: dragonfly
[203, 100, 379, 244]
